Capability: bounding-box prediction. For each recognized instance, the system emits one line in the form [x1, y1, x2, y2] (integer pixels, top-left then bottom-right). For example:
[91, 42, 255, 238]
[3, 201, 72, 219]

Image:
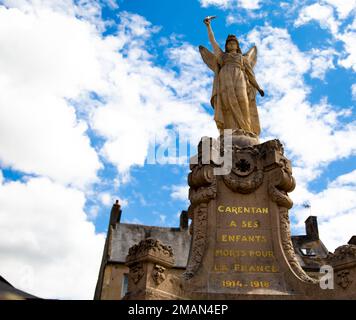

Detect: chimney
[180, 210, 188, 230]
[305, 216, 319, 240]
[109, 200, 122, 227]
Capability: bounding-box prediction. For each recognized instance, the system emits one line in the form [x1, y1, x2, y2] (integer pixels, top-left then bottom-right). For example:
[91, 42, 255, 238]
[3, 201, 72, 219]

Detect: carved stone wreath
[223, 151, 264, 194]
[232, 153, 255, 176]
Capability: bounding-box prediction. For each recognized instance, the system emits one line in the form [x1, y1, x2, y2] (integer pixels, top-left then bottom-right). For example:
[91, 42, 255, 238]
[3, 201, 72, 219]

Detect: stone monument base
[123, 135, 356, 300]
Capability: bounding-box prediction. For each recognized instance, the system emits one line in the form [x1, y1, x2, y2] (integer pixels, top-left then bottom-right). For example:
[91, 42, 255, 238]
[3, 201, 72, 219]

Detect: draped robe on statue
[199, 45, 261, 136]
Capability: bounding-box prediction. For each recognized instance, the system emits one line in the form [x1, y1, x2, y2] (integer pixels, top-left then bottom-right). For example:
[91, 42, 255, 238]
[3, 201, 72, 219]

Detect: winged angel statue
[200, 17, 264, 136]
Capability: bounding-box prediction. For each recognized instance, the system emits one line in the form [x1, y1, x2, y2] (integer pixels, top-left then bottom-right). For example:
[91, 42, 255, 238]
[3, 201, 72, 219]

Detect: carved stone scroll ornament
[188, 165, 217, 207]
[270, 165, 318, 284]
[184, 163, 217, 280]
[188, 165, 215, 188]
[188, 180, 217, 208]
[268, 165, 295, 209]
[184, 202, 209, 279]
[279, 208, 318, 284]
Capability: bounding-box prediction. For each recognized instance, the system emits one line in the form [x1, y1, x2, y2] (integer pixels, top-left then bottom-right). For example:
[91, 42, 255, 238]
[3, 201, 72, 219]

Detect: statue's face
[226, 41, 238, 53]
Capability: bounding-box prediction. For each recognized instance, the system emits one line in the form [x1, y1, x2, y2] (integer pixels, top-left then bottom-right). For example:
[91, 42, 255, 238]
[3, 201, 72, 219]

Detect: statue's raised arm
[199, 16, 264, 137]
[204, 16, 223, 57]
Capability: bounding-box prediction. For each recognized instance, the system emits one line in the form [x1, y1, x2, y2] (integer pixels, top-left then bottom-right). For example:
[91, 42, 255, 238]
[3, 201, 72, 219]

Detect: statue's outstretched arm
[204, 20, 223, 57]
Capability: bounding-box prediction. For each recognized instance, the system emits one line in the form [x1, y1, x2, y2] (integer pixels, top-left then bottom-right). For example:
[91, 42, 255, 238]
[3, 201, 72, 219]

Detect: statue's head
[225, 34, 241, 53]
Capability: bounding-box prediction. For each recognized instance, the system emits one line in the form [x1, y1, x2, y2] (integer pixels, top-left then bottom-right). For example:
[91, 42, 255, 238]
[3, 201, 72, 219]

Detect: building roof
[0, 276, 40, 300]
[291, 216, 330, 271]
[109, 223, 191, 268]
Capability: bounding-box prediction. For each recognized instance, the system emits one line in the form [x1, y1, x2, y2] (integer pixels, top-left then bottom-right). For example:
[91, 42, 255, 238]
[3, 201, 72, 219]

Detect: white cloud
[91, 13, 217, 174]
[319, 212, 356, 252]
[0, 177, 105, 299]
[226, 13, 244, 25]
[0, 4, 104, 188]
[294, 0, 356, 25]
[290, 166, 322, 205]
[291, 170, 356, 251]
[170, 185, 189, 202]
[199, 0, 261, 10]
[352, 84, 356, 100]
[0, 3, 216, 182]
[1, 0, 105, 29]
[238, 0, 261, 10]
[119, 198, 129, 208]
[0, 6, 105, 97]
[330, 169, 356, 187]
[98, 192, 128, 208]
[247, 26, 356, 173]
[309, 48, 337, 79]
[159, 214, 167, 224]
[323, 0, 356, 19]
[200, 0, 231, 8]
[294, 1, 356, 73]
[100, 192, 113, 206]
[246, 25, 356, 251]
[88, 205, 100, 220]
[294, 3, 339, 35]
[337, 21, 356, 71]
[248, 27, 310, 96]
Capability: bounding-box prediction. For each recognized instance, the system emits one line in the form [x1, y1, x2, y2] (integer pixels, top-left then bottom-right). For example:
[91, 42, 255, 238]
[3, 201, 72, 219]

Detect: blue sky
[0, 0, 355, 299]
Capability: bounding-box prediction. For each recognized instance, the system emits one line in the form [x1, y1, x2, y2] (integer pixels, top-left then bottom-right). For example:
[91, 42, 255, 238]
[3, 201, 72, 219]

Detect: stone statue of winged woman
[200, 16, 264, 136]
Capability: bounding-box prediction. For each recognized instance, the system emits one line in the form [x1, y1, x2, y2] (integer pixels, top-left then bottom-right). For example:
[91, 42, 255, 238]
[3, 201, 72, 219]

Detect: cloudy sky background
[0, 0, 355, 299]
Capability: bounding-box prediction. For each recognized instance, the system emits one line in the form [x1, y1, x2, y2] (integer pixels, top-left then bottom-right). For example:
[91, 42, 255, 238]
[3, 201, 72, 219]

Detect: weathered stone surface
[183, 137, 322, 299]
[126, 238, 174, 267]
[124, 238, 184, 300]
[201, 18, 264, 136]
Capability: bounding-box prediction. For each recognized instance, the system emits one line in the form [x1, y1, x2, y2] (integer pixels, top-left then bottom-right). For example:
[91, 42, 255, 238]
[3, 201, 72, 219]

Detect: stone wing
[199, 45, 219, 73]
[244, 45, 257, 69]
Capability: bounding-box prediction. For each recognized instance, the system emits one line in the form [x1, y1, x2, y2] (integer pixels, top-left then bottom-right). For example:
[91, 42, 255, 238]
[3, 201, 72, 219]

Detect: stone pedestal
[183, 137, 319, 299]
[124, 238, 184, 300]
